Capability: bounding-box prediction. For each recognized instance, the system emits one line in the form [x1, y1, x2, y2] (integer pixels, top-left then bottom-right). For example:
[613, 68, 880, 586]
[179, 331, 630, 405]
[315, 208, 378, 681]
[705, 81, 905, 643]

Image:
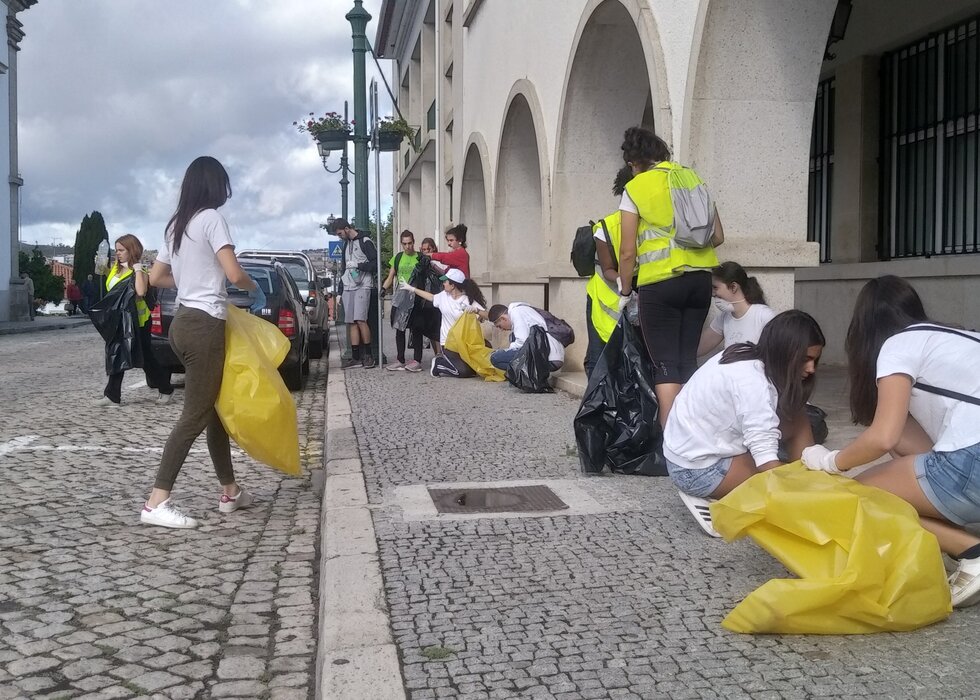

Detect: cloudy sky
[18, 0, 392, 253]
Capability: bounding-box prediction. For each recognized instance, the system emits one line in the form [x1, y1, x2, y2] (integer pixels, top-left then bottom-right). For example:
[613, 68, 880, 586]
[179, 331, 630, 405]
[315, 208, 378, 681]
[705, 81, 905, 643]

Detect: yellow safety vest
[624, 162, 719, 286]
[106, 264, 151, 327]
[586, 213, 624, 343]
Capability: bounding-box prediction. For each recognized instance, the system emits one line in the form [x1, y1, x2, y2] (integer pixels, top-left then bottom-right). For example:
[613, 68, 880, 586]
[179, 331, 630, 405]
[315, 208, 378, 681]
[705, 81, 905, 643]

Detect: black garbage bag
[505, 326, 554, 393]
[406, 253, 442, 341]
[389, 288, 415, 331]
[89, 281, 144, 374]
[574, 317, 667, 476]
[806, 403, 829, 444]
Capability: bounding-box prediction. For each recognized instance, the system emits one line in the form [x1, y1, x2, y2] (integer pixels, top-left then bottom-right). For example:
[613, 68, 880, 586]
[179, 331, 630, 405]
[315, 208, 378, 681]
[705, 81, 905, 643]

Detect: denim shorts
[666, 456, 733, 498]
[914, 441, 980, 526]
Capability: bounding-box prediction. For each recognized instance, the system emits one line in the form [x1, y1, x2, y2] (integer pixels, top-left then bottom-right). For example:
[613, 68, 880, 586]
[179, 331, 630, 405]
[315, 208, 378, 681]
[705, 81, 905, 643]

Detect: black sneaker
[362, 355, 377, 369]
[340, 357, 362, 369]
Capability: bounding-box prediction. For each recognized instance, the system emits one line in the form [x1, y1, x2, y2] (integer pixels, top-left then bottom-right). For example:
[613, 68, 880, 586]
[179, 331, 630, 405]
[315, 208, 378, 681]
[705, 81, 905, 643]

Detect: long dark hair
[713, 262, 766, 305]
[721, 310, 826, 420]
[846, 275, 929, 425]
[166, 156, 232, 253]
[621, 126, 671, 169]
[448, 278, 486, 308]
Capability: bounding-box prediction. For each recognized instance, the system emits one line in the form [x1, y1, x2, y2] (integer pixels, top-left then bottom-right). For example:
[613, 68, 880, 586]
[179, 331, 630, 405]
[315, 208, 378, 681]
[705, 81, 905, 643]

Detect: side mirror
[320, 277, 332, 289]
[305, 296, 317, 307]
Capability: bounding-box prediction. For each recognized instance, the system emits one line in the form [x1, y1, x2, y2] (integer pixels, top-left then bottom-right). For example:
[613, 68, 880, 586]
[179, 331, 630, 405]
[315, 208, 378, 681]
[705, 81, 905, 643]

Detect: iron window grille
[809, 77, 835, 263]
[879, 15, 980, 259]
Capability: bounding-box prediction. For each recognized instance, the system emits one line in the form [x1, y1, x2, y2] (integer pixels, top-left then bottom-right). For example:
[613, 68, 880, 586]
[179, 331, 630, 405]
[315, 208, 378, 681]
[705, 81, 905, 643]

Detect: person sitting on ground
[332, 217, 378, 369]
[697, 262, 776, 357]
[801, 275, 980, 608]
[381, 229, 425, 372]
[402, 268, 486, 377]
[486, 303, 564, 372]
[429, 223, 470, 279]
[665, 310, 824, 537]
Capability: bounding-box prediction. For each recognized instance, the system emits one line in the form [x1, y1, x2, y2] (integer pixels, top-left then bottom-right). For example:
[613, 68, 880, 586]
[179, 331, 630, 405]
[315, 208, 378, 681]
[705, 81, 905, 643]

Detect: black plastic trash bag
[574, 317, 667, 476]
[505, 326, 554, 393]
[89, 281, 144, 374]
[406, 253, 442, 341]
[389, 287, 416, 331]
[806, 403, 829, 444]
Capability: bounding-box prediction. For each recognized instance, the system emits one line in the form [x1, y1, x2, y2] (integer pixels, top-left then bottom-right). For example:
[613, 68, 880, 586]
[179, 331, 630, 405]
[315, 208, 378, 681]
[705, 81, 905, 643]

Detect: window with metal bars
[879, 15, 980, 259]
[808, 78, 835, 263]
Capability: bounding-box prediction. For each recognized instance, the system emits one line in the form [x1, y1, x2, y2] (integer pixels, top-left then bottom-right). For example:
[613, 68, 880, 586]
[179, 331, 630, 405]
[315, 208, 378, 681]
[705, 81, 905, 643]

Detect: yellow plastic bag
[444, 313, 505, 382]
[216, 305, 301, 476]
[710, 462, 950, 634]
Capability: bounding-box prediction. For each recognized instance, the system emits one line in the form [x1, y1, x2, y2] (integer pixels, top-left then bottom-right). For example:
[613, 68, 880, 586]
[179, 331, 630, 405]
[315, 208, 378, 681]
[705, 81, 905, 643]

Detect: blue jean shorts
[666, 456, 733, 498]
[914, 441, 980, 526]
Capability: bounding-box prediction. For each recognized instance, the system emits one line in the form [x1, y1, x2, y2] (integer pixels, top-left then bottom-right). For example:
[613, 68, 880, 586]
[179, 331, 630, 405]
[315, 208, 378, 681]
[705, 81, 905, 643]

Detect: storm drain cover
[427, 485, 569, 514]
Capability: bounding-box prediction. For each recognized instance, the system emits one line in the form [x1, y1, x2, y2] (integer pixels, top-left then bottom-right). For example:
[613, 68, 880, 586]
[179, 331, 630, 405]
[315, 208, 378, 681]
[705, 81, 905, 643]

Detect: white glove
[801, 445, 843, 475]
[617, 292, 635, 313]
[401, 283, 416, 293]
[467, 304, 482, 313]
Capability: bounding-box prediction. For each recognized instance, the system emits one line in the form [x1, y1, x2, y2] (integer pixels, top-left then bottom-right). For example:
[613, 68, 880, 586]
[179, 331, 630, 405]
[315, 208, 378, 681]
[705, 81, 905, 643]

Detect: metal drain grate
[427, 485, 569, 514]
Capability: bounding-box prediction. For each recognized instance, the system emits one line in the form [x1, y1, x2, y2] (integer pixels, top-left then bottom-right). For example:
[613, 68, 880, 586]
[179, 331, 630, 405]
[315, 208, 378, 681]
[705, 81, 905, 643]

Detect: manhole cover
[427, 485, 568, 514]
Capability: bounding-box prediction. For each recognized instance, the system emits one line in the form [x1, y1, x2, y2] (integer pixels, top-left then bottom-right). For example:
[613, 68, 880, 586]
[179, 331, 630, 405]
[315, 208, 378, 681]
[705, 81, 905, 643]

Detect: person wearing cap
[331, 217, 378, 369]
[402, 268, 487, 377]
[485, 304, 565, 372]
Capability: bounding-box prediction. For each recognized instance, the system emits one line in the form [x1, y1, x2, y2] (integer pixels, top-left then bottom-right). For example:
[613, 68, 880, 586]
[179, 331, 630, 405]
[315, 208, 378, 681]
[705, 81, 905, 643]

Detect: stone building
[375, 0, 980, 367]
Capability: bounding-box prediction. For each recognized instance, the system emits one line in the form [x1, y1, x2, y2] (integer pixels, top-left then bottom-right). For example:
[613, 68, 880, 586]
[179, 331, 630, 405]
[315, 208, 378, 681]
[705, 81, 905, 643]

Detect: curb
[315, 328, 406, 700]
[0, 319, 91, 336]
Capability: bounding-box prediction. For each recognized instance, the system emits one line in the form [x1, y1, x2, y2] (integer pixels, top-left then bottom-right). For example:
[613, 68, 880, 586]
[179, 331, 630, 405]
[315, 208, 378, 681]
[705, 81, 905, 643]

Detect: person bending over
[486, 303, 564, 372]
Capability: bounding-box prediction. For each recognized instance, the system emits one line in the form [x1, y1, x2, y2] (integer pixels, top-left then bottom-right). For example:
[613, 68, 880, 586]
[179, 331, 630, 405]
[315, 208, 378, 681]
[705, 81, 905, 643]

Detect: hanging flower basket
[293, 112, 351, 150]
[376, 116, 417, 152]
[313, 129, 349, 150]
[376, 131, 403, 152]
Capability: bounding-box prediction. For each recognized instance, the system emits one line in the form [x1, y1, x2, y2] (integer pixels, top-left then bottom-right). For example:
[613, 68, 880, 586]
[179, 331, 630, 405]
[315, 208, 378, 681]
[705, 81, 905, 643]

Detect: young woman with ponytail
[429, 223, 470, 278]
[697, 261, 776, 357]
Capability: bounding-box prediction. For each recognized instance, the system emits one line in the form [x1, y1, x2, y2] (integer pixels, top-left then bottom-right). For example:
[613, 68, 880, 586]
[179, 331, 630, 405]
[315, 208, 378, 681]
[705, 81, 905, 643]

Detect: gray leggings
[154, 306, 235, 491]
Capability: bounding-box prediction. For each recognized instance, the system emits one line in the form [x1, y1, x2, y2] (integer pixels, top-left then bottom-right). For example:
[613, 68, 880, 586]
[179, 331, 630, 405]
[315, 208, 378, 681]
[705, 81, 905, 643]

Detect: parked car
[149, 260, 311, 390]
[237, 250, 328, 360]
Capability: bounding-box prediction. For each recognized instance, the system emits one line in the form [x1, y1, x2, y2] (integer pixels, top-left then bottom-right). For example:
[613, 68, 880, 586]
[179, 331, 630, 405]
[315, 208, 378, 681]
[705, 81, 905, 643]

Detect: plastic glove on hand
[248, 284, 267, 313]
[379, 287, 387, 298]
[801, 445, 843, 474]
[618, 292, 635, 313]
[401, 283, 416, 294]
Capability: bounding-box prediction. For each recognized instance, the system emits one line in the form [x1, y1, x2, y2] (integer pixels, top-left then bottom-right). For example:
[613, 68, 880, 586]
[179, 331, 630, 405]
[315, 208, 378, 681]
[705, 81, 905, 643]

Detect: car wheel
[302, 353, 310, 375]
[309, 329, 324, 359]
[283, 360, 303, 391]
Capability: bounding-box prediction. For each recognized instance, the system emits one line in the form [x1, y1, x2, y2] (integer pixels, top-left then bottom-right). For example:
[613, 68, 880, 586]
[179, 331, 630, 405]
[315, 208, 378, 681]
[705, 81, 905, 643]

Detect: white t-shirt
[432, 291, 484, 345]
[877, 324, 980, 452]
[507, 303, 564, 364]
[709, 304, 776, 348]
[619, 190, 638, 215]
[664, 354, 781, 470]
[156, 209, 235, 320]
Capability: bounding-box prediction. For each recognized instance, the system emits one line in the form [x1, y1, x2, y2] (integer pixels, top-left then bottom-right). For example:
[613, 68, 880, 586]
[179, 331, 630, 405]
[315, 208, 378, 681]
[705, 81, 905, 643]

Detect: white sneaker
[95, 396, 120, 408]
[157, 393, 174, 405]
[677, 490, 721, 538]
[140, 499, 199, 529]
[218, 487, 254, 514]
[949, 556, 980, 607]
[385, 362, 405, 371]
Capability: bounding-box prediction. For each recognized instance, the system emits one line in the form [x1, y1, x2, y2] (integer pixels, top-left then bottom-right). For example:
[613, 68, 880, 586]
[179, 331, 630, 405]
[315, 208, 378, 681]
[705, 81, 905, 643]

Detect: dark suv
[149, 260, 311, 390]
[237, 250, 328, 360]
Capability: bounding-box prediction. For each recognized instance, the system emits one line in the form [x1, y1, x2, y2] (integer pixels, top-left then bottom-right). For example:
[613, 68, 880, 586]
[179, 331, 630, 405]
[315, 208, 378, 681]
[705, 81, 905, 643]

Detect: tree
[72, 210, 109, 284]
[19, 247, 65, 304]
[368, 209, 394, 269]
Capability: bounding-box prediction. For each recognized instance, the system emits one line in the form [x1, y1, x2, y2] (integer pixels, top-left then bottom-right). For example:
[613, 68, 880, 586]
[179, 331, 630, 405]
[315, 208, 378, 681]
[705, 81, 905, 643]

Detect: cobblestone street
[0, 326, 324, 700]
[341, 333, 980, 700]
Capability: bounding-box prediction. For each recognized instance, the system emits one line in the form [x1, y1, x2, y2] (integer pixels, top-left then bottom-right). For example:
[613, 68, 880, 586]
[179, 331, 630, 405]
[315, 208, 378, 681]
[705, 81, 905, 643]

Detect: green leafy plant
[377, 116, 415, 139]
[294, 111, 351, 138]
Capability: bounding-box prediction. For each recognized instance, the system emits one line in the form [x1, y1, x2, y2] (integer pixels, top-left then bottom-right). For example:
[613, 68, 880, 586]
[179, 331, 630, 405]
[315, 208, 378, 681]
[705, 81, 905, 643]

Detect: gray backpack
[652, 164, 716, 249]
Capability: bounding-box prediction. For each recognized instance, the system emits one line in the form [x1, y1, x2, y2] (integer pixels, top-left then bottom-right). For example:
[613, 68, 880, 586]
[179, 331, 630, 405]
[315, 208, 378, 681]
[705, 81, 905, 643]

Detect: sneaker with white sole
[677, 490, 721, 538]
[949, 556, 980, 607]
[140, 499, 199, 529]
[157, 393, 174, 405]
[404, 360, 423, 373]
[385, 362, 405, 371]
[218, 487, 254, 514]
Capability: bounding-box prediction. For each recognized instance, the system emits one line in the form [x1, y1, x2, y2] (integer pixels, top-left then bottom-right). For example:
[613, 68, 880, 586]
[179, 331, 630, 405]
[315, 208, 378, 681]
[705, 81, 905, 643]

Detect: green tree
[368, 209, 394, 269]
[72, 210, 109, 284]
[19, 247, 65, 304]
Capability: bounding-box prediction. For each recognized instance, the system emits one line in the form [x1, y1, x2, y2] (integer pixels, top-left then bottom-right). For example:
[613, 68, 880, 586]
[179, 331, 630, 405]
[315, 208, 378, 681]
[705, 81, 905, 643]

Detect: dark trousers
[584, 297, 606, 379]
[432, 349, 477, 378]
[154, 307, 235, 492]
[638, 271, 712, 385]
[395, 328, 423, 364]
[103, 324, 174, 403]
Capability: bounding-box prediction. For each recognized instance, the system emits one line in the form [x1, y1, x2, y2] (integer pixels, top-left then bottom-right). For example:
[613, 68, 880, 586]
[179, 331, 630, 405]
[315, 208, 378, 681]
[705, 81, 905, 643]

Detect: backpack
[570, 221, 598, 276]
[525, 305, 575, 347]
[652, 165, 716, 248]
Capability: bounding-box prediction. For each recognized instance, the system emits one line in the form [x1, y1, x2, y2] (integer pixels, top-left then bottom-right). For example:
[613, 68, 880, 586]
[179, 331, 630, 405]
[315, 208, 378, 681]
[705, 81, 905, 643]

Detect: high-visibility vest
[586, 213, 624, 344]
[624, 163, 719, 287]
[106, 264, 151, 327]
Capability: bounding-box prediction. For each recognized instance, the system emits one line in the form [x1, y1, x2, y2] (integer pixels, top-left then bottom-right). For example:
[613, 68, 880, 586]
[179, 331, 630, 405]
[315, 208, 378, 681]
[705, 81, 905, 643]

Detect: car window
[233, 266, 277, 295]
[281, 270, 304, 301]
[282, 261, 309, 284]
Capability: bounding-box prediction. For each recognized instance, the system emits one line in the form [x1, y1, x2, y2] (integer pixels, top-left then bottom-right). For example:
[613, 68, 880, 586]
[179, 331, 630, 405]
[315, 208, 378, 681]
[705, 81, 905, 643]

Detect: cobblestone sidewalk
[0, 327, 325, 699]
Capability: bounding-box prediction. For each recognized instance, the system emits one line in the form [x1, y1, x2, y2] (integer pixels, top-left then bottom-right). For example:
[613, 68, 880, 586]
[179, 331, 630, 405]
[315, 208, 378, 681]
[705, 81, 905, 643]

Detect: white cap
[439, 268, 465, 284]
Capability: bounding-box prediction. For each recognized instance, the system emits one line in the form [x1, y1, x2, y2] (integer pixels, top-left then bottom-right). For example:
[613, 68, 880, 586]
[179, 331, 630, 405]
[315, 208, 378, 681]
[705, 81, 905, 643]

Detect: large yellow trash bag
[710, 463, 950, 634]
[444, 313, 505, 382]
[215, 305, 301, 476]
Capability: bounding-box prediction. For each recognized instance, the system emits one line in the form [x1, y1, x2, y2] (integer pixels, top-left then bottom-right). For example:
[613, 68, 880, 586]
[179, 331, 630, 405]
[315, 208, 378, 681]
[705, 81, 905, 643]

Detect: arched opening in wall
[554, 0, 654, 256]
[494, 95, 543, 273]
[459, 143, 489, 280]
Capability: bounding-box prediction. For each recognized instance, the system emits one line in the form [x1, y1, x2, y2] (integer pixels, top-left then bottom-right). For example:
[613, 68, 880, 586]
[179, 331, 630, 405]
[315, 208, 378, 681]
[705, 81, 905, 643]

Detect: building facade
[0, 0, 35, 322]
[376, 0, 980, 368]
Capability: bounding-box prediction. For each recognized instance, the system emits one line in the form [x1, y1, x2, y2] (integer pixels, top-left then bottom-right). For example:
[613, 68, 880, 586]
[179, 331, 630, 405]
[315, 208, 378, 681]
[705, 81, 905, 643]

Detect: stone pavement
[336, 333, 980, 700]
[0, 325, 325, 699]
[0, 315, 90, 335]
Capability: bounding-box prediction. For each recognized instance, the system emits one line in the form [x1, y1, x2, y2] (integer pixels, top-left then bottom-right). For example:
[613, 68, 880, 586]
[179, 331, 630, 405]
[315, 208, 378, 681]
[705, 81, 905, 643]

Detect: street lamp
[318, 102, 354, 222]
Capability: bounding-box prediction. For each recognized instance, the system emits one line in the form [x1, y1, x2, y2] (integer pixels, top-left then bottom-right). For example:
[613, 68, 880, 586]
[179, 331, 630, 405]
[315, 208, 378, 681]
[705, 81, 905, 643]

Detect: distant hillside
[19, 242, 74, 258]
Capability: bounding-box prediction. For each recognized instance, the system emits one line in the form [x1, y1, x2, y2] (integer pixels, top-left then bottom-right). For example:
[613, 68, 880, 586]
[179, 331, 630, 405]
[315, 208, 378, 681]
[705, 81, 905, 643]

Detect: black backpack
[570, 221, 597, 277]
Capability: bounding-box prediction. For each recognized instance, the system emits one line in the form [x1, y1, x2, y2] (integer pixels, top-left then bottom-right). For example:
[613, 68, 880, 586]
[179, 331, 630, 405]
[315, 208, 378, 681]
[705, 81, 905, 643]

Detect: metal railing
[808, 77, 835, 263]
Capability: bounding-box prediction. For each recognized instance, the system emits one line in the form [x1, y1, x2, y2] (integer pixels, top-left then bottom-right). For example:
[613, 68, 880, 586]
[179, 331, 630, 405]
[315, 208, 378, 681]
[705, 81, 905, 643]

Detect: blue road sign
[328, 241, 343, 260]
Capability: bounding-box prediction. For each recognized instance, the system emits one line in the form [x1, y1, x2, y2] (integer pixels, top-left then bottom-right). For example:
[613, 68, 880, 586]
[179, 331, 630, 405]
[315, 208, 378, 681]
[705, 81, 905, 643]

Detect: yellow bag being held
[710, 463, 950, 634]
[444, 312, 505, 382]
[216, 305, 301, 476]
